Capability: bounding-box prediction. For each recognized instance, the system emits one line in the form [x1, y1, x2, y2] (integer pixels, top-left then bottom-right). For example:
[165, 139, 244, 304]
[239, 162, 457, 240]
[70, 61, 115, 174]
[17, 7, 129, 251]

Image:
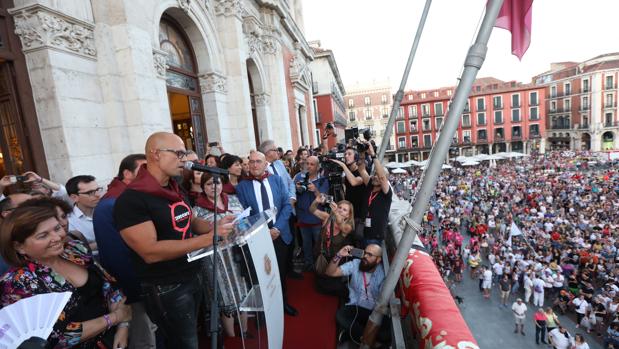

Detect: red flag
[494, 0, 533, 60]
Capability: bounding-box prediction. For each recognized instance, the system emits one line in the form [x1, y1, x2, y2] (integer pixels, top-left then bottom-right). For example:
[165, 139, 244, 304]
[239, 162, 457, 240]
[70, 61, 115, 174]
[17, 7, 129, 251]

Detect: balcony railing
[529, 100, 539, 106]
[511, 103, 521, 108]
[548, 108, 571, 114]
[435, 110, 444, 116]
[477, 105, 486, 111]
[529, 115, 540, 121]
[493, 103, 503, 109]
[512, 135, 522, 140]
[530, 133, 541, 139]
[604, 121, 619, 128]
[461, 122, 472, 128]
[494, 119, 504, 125]
[581, 88, 590, 93]
[604, 102, 617, 109]
[495, 135, 504, 141]
[550, 124, 572, 130]
[578, 123, 589, 129]
[476, 138, 488, 144]
[580, 105, 590, 111]
[605, 83, 618, 90]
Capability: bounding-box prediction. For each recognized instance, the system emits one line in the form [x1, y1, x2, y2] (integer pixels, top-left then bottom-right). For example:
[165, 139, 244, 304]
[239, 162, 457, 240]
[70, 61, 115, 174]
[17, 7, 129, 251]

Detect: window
[476, 97, 485, 111]
[511, 109, 520, 122]
[423, 134, 432, 147]
[313, 98, 319, 123]
[529, 107, 539, 120]
[364, 96, 371, 106]
[421, 104, 430, 117]
[396, 121, 406, 134]
[381, 94, 388, 104]
[408, 105, 417, 117]
[605, 113, 614, 126]
[398, 107, 404, 118]
[407, 94, 413, 101]
[582, 96, 589, 110]
[422, 119, 431, 131]
[410, 120, 418, 132]
[493, 96, 503, 109]
[381, 107, 389, 118]
[477, 112, 486, 125]
[494, 128, 504, 140]
[464, 100, 470, 112]
[477, 129, 487, 140]
[398, 137, 406, 149]
[494, 110, 503, 124]
[411, 135, 419, 148]
[564, 99, 571, 111]
[421, 93, 426, 99]
[433, 91, 439, 97]
[348, 99, 354, 108]
[462, 114, 471, 127]
[529, 124, 540, 137]
[606, 93, 614, 107]
[582, 79, 590, 93]
[349, 110, 356, 121]
[436, 117, 443, 130]
[529, 91, 538, 106]
[447, 90, 452, 96]
[364, 108, 372, 120]
[606, 75, 614, 90]
[550, 85, 557, 98]
[511, 94, 520, 108]
[434, 102, 444, 116]
[512, 126, 522, 138]
[463, 130, 471, 143]
[550, 100, 557, 111]
[564, 82, 571, 96]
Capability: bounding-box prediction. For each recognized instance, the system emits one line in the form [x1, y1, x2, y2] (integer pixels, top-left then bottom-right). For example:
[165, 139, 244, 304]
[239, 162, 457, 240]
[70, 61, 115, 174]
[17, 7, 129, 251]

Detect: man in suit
[236, 150, 298, 316]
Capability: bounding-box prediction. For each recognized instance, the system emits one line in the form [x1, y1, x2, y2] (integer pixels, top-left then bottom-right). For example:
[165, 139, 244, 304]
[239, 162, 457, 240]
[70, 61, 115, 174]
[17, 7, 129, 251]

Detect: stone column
[199, 72, 229, 144]
[10, 2, 116, 182]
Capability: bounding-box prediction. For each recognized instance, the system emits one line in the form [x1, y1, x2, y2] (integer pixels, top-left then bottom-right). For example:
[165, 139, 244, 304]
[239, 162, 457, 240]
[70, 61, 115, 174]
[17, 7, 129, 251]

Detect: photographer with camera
[293, 156, 329, 271]
[325, 244, 390, 344]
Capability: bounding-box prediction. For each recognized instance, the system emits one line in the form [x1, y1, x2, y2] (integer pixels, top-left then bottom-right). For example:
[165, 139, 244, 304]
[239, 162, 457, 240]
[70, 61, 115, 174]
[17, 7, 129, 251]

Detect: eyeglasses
[249, 160, 264, 165]
[266, 148, 278, 153]
[78, 187, 103, 196]
[155, 148, 190, 159]
[364, 251, 378, 258]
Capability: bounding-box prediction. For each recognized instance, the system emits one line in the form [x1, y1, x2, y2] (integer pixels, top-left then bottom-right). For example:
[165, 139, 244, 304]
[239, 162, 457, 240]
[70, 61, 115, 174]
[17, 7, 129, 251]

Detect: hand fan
[0, 292, 72, 349]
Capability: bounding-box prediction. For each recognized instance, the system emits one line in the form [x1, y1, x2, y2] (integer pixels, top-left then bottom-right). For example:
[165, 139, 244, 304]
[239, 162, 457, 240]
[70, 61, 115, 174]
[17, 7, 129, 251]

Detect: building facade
[308, 41, 346, 149]
[392, 78, 546, 162]
[534, 53, 619, 152]
[344, 81, 395, 152]
[6, 0, 317, 183]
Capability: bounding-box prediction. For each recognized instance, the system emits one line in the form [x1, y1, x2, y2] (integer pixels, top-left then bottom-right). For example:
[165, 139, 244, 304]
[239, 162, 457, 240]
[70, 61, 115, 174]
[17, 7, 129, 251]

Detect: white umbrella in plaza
[391, 168, 407, 174]
[461, 161, 480, 166]
[421, 163, 453, 170]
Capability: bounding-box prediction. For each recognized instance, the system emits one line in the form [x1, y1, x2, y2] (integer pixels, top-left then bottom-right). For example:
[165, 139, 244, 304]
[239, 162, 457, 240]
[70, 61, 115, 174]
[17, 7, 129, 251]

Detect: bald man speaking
[114, 132, 233, 348]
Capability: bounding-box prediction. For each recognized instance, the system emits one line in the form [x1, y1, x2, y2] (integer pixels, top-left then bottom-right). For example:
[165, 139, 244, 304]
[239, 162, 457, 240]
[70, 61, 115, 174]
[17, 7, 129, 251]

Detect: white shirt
[493, 262, 504, 275]
[512, 302, 527, 318]
[483, 269, 493, 282]
[573, 298, 589, 314]
[252, 179, 275, 218]
[533, 278, 545, 294]
[68, 205, 96, 243]
[548, 328, 574, 349]
[524, 277, 533, 291]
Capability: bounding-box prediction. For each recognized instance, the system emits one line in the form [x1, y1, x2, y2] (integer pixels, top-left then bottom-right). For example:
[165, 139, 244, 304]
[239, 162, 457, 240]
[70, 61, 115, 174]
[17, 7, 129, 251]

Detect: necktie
[270, 163, 279, 176]
[260, 180, 274, 228]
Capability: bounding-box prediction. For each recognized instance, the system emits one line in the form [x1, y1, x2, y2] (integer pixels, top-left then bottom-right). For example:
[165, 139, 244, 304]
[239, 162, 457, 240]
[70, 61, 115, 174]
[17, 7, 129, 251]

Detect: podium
[187, 209, 284, 349]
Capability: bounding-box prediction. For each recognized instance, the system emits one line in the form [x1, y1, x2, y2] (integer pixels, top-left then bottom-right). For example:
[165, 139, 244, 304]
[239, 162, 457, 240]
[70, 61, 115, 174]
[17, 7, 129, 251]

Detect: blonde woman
[310, 194, 354, 274]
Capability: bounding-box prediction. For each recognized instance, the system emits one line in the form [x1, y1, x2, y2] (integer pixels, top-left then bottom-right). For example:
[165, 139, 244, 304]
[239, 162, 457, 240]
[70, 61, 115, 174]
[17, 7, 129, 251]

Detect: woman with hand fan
[0, 205, 132, 348]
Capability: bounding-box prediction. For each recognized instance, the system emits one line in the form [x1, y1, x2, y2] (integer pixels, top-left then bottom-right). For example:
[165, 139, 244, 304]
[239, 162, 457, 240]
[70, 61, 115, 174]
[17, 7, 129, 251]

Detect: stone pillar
[10, 2, 115, 182]
[214, 2, 257, 154]
[199, 72, 229, 145]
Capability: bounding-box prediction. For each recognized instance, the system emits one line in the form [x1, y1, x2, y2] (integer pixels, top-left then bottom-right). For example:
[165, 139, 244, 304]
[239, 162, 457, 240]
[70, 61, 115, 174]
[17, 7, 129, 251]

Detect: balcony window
[606, 76, 614, 90]
[381, 94, 388, 104]
[511, 94, 520, 108]
[364, 96, 371, 106]
[348, 99, 354, 108]
[550, 85, 557, 98]
[396, 121, 405, 134]
[495, 128, 504, 140]
[529, 91, 538, 106]
[398, 137, 406, 149]
[606, 94, 614, 108]
[364, 108, 372, 120]
[476, 97, 485, 111]
[436, 117, 443, 130]
[462, 114, 471, 127]
[411, 136, 419, 148]
[349, 110, 356, 121]
[529, 107, 539, 120]
[582, 79, 590, 93]
[493, 96, 503, 109]
[564, 83, 571, 95]
[464, 100, 470, 112]
[410, 121, 418, 132]
[512, 126, 522, 138]
[423, 134, 432, 147]
[477, 112, 486, 125]
[512, 109, 521, 122]
[477, 130, 487, 140]
[529, 124, 540, 137]
[422, 119, 431, 131]
[421, 104, 430, 117]
[435, 102, 444, 116]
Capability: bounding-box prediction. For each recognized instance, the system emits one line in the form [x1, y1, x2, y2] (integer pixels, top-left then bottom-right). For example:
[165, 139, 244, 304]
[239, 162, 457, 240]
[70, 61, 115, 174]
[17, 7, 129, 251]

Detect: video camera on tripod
[345, 127, 375, 153]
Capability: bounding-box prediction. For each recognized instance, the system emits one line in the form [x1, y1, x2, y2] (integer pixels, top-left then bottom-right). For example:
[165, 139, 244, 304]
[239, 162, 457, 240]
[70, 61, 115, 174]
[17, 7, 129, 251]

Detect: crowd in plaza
[393, 151, 619, 349]
[0, 129, 394, 348]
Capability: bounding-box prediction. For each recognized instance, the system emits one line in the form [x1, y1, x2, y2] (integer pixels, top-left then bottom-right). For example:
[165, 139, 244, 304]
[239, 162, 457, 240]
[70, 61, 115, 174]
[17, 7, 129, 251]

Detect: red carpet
[205, 272, 338, 349]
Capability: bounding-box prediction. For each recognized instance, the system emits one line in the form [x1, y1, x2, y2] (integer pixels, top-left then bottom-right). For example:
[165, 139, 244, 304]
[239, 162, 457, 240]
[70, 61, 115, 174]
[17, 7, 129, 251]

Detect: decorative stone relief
[199, 72, 227, 94]
[152, 48, 169, 79]
[178, 0, 191, 14]
[9, 4, 96, 59]
[213, 0, 243, 19]
[254, 93, 270, 106]
[242, 17, 280, 56]
[289, 50, 306, 80]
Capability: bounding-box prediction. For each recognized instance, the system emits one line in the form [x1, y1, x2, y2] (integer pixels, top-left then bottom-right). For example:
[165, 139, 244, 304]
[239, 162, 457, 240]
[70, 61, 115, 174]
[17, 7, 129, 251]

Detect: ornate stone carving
[9, 4, 96, 59]
[199, 72, 227, 94]
[152, 48, 169, 79]
[254, 93, 270, 107]
[178, 0, 191, 14]
[213, 0, 243, 19]
[242, 18, 280, 56]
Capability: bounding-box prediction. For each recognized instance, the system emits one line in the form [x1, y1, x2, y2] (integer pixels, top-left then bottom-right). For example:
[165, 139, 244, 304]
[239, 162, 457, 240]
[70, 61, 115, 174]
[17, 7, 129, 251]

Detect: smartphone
[323, 194, 334, 205]
[350, 248, 365, 259]
[15, 175, 27, 182]
[208, 142, 219, 147]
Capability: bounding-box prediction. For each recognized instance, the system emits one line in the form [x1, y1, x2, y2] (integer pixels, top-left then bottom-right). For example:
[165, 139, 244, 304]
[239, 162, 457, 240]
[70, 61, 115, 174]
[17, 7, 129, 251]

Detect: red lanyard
[362, 272, 369, 298]
[368, 191, 379, 207]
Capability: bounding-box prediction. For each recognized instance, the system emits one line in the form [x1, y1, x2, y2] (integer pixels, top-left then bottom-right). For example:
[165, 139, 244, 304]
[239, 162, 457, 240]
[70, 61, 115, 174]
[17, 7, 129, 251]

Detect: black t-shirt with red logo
[114, 188, 200, 285]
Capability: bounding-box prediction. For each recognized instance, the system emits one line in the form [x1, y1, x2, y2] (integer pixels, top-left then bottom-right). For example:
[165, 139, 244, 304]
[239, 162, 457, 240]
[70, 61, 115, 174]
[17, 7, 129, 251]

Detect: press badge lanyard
[362, 272, 370, 299]
[366, 191, 379, 227]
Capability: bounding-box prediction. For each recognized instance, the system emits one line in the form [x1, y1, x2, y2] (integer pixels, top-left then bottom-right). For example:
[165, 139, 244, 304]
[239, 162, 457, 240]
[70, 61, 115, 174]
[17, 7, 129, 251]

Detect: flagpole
[360, 0, 506, 347]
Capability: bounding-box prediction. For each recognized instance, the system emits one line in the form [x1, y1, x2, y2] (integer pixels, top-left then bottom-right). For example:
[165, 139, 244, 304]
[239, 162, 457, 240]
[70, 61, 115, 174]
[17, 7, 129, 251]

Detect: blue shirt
[340, 259, 385, 310]
[293, 173, 329, 225]
[268, 159, 296, 200]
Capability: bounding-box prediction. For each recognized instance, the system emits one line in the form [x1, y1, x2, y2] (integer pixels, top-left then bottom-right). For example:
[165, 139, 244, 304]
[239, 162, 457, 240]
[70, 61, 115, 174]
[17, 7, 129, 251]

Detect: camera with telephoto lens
[319, 143, 346, 175]
[296, 172, 310, 194]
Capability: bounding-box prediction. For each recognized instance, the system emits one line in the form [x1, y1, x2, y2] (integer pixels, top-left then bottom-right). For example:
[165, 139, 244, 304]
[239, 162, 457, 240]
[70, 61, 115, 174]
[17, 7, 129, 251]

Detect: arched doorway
[602, 131, 614, 150]
[247, 71, 260, 146]
[581, 133, 591, 151]
[160, 17, 208, 157]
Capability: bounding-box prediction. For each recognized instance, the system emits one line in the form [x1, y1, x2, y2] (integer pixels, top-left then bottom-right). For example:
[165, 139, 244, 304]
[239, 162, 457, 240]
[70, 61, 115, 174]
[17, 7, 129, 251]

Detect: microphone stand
[210, 173, 221, 349]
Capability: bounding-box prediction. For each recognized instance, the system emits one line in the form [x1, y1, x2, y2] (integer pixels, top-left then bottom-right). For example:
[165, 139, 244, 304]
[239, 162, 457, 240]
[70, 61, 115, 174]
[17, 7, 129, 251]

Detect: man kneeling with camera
[326, 244, 390, 344]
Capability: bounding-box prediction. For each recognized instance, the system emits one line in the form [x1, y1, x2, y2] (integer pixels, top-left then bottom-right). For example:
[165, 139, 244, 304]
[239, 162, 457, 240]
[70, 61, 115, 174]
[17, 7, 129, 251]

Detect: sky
[303, 0, 619, 92]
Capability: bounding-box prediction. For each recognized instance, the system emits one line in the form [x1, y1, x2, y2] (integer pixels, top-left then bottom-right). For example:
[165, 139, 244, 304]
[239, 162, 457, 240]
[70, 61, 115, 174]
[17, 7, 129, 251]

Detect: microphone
[184, 161, 230, 176]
